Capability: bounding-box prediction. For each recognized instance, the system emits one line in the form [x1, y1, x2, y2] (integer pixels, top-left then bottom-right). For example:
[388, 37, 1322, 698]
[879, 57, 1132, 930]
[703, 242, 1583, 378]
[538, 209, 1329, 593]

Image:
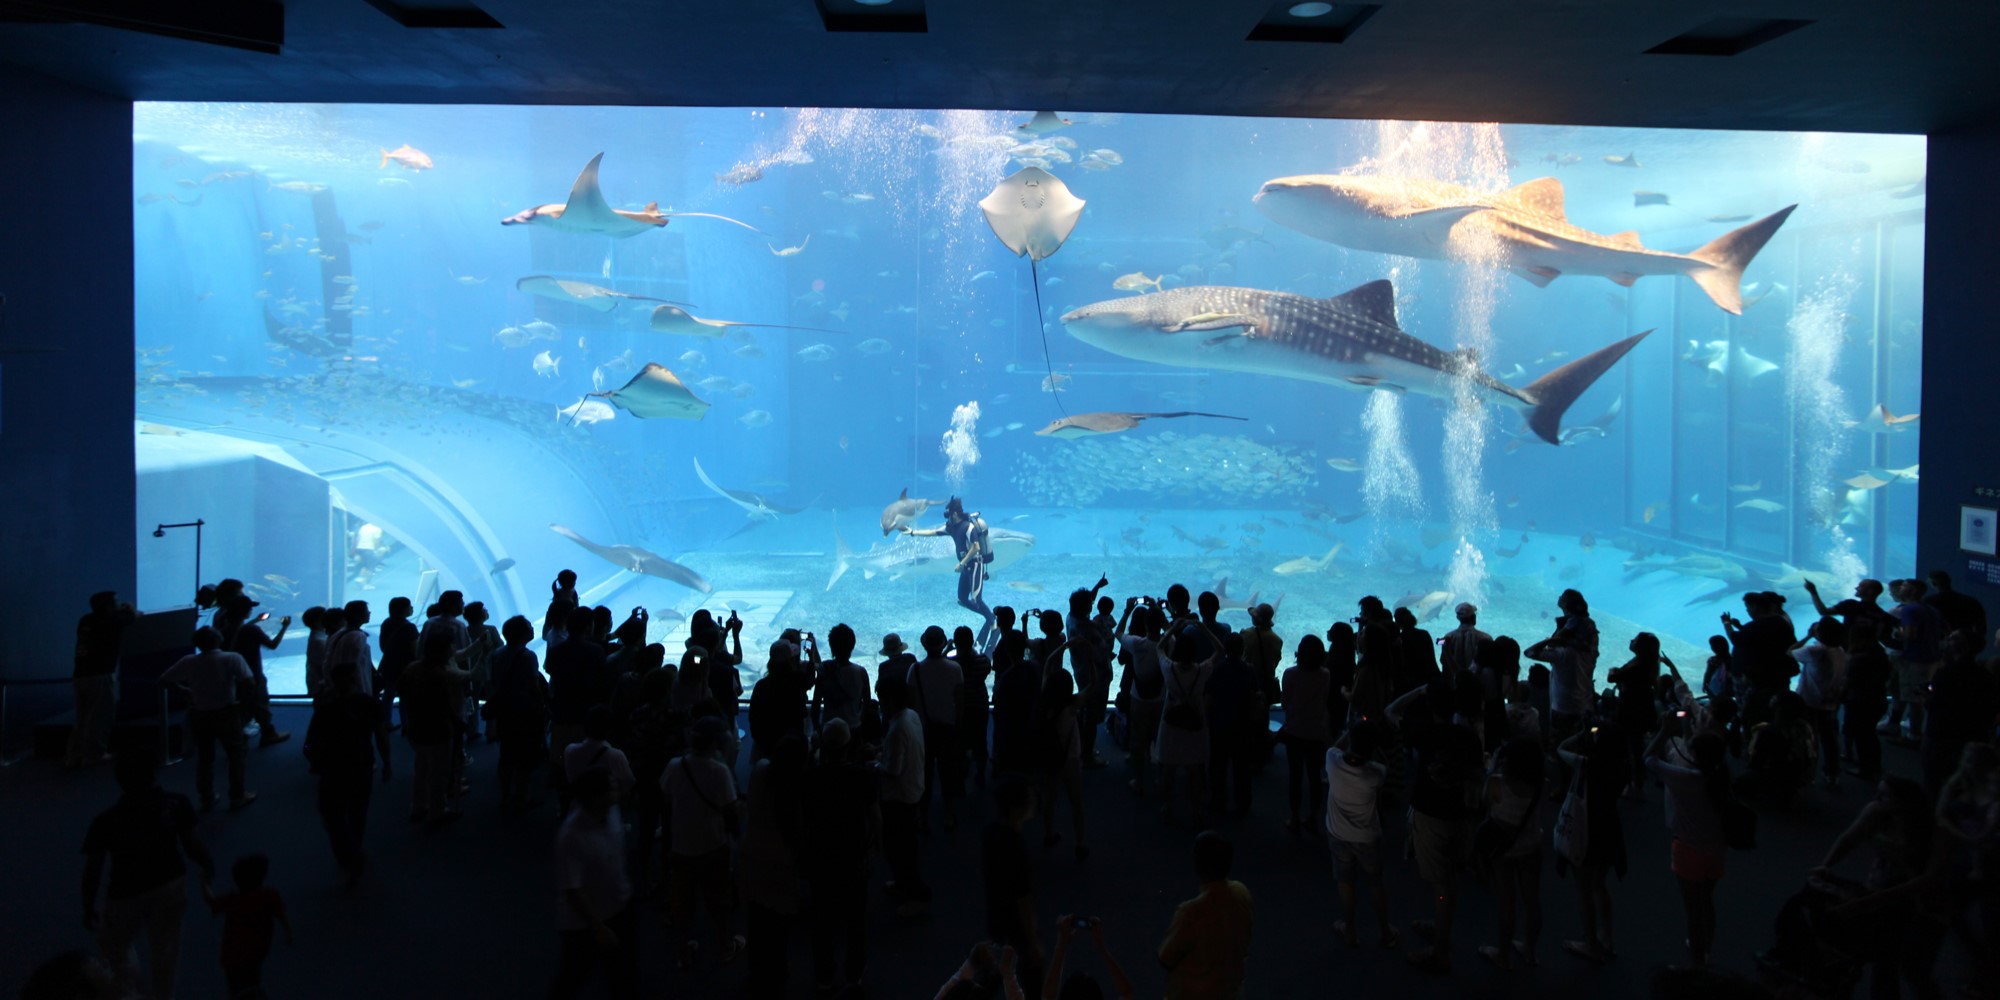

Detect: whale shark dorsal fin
[1498, 177, 1566, 219]
[643, 201, 659, 213]
[1326, 279, 1400, 329]
[564, 153, 618, 224]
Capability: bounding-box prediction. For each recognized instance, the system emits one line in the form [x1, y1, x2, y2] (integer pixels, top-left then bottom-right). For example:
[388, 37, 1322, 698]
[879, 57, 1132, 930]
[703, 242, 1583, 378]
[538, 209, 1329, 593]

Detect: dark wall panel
[0, 68, 133, 694]
[1919, 122, 2000, 616]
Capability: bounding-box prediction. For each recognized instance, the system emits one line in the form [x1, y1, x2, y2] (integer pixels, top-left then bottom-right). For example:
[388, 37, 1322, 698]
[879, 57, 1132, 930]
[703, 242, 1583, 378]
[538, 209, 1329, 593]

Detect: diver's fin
[1522, 331, 1651, 445]
[1688, 205, 1797, 314]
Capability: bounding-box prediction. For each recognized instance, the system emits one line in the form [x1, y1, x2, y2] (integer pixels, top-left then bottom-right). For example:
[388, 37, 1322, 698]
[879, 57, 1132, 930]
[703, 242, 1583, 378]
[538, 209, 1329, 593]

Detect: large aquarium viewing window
[132, 104, 1925, 693]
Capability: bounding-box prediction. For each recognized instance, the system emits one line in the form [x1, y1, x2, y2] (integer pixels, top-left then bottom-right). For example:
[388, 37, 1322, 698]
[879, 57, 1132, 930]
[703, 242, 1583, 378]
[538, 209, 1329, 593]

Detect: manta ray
[1253, 173, 1795, 314]
[502, 153, 765, 238]
[1061, 279, 1646, 445]
[692, 456, 809, 521]
[570, 363, 709, 424]
[648, 304, 843, 340]
[980, 166, 1087, 413]
[516, 275, 689, 313]
[549, 523, 713, 593]
[1034, 410, 1247, 439]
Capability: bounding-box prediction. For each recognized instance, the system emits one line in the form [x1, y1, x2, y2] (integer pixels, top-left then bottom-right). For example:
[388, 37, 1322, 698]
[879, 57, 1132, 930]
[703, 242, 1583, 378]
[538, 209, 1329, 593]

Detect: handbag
[1552, 764, 1590, 869]
[1472, 768, 1545, 866]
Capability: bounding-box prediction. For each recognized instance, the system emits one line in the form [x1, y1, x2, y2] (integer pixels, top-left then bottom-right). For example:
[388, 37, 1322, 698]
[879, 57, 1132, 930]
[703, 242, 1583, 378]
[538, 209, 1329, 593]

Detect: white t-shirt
[880, 707, 926, 804]
[905, 656, 963, 727]
[327, 628, 375, 697]
[1791, 641, 1847, 710]
[1119, 635, 1165, 704]
[662, 754, 737, 857]
[1325, 751, 1386, 843]
[554, 804, 629, 930]
[564, 738, 635, 799]
[160, 650, 251, 712]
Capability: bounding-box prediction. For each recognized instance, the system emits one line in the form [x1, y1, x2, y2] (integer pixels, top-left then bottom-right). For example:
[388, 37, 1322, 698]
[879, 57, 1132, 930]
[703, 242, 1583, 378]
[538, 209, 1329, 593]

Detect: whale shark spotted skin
[1061, 280, 1646, 445]
[1253, 174, 1794, 314]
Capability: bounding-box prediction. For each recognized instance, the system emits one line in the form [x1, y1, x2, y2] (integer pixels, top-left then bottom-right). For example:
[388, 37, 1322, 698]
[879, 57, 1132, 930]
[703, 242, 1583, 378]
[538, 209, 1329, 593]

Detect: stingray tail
[1031, 258, 1068, 418]
[1688, 205, 1797, 314]
[1521, 331, 1651, 445]
[379, 148, 389, 169]
[828, 517, 854, 592]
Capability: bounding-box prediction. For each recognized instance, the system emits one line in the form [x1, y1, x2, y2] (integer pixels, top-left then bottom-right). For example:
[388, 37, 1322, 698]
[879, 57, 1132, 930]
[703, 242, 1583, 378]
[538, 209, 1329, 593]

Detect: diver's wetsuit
[946, 515, 997, 647]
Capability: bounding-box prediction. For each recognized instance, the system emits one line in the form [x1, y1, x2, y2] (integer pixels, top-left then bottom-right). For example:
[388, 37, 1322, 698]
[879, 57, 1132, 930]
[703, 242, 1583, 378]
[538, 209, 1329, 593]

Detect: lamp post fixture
[152, 519, 205, 605]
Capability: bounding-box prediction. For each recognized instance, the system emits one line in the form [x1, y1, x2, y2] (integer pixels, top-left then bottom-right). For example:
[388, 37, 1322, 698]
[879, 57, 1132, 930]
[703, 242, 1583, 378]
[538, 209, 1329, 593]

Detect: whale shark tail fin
[1522, 331, 1651, 445]
[828, 517, 854, 592]
[1688, 205, 1797, 314]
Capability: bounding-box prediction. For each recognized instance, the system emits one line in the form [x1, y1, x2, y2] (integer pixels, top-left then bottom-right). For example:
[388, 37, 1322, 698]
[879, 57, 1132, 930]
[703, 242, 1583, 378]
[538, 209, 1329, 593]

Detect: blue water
[129, 105, 1927, 689]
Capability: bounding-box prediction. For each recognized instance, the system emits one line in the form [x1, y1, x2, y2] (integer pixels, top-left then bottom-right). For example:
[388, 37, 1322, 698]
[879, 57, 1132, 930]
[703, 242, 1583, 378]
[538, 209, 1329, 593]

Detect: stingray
[516, 275, 691, 313]
[501, 153, 765, 238]
[549, 523, 713, 594]
[1034, 410, 1246, 440]
[693, 456, 810, 521]
[566, 363, 709, 425]
[980, 166, 1086, 415]
[648, 304, 843, 340]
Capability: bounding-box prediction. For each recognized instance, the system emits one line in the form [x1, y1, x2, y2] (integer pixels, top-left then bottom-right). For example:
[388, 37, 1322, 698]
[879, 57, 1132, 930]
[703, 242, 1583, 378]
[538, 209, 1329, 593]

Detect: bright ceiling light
[1289, 2, 1333, 15]
[854, 0, 895, 5]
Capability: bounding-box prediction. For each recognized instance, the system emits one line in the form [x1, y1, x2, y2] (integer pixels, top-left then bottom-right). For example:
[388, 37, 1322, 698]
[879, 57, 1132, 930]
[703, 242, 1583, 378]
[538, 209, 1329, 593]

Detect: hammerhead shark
[1253, 173, 1794, 314]
[502, 153, 764, 238]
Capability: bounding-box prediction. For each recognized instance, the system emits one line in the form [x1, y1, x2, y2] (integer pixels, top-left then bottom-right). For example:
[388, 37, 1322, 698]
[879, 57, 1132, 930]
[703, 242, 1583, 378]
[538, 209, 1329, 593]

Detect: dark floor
[0, 704, 1941, 998]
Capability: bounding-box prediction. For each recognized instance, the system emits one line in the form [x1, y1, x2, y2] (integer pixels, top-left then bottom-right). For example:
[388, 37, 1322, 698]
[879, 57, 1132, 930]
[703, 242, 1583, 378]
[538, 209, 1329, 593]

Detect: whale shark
[1060, 280, 1647, 445]
[1252, 173, 1794, 314]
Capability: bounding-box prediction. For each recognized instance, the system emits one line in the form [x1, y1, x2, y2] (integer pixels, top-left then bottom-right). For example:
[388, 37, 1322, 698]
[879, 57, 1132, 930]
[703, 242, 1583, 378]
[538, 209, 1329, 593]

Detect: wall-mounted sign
[1962, 505, 1998, 556]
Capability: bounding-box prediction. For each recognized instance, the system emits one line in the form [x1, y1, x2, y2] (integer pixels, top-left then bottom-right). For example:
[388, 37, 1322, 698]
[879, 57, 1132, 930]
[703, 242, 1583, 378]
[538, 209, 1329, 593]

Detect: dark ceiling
[1, 0, 1995, 134]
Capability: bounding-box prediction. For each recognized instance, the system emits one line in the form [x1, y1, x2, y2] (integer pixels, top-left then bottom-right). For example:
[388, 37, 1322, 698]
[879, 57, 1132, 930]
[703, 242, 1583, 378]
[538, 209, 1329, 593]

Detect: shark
[549, 523, 713, 594]
[502, 153, 765, 238]
[692, 456, 809, 521]
[1060, 280, 1647, 445]
[880, 488, 947, 536]
[828, 522, 1035, 590]
[1252, 173, 1795, 314]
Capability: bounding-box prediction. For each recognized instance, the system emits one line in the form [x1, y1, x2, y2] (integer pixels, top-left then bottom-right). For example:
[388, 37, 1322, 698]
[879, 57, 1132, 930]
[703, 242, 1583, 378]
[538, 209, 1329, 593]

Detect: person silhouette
[903, 497, 998, 649]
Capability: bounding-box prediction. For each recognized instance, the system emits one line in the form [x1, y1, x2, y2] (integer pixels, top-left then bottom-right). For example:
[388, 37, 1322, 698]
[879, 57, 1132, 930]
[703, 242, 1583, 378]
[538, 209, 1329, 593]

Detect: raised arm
[1091, 919, 1135, 999]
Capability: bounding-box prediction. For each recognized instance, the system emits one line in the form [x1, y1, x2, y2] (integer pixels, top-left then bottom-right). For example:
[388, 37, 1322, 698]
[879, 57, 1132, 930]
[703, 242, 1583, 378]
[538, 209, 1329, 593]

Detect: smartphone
[1675, 710, 1689, 719]
[1072, 916, 1094, 930]
[255, 612, 271, 623]
[1589, 725, 1601, 734]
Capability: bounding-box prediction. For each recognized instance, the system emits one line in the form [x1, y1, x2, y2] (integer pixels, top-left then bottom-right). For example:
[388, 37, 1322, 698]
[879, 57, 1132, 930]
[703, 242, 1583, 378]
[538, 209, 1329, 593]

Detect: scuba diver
[902, 496, 997, 650]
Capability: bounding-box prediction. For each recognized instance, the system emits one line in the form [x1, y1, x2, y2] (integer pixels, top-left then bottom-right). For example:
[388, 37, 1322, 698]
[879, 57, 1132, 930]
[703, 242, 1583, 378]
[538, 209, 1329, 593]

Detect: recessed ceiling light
[1289, 2, 1333, 16]
[854, 0, 894, 5]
